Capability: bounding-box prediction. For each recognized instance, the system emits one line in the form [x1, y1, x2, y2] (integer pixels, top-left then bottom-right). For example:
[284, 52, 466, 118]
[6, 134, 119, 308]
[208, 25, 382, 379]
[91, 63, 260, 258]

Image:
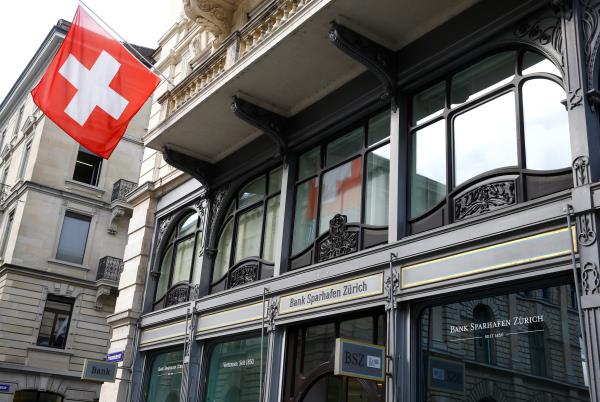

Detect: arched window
[13, 391, 63, 402]
[409, 50, 571, 233]
[290, 111, 391, 270]
[153, 210, 203, 310]
[473, 304, 493, 364]
[529, 322, 547, 376]
[211, 167, 282, 293]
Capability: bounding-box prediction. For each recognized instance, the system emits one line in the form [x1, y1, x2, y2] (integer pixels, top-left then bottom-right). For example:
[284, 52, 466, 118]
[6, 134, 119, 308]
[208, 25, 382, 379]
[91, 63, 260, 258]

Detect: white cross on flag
[32, 6, 160, 158]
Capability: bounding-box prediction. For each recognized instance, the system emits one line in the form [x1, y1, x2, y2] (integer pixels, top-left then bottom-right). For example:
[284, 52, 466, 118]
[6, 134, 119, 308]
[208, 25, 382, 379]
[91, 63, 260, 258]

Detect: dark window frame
[55, 211, 91, 265]
[72, 147, 103, 186]
[36, 294, 74, 350]
[141, 347, 184, 402]
[407, 48, 571, 233]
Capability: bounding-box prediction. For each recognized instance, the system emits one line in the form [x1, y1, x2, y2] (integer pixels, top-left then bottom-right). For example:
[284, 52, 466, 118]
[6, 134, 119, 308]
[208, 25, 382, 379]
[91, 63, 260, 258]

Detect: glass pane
[213, 219, 233, 283]
[347, 379, 369, 402]
[420, 284, 590, 401]
[326, 128, 363, 167]
[225, 201, 235, 218]
[523, 79, 570, 170]
[340, 316, 373, 343]
[368, 111, 390, 146]
[155, 246, 173, 300]
[319, 158, 362, 234]
[292, 178, 318, 255]
[298, 147, 320, 181]
[268, 166, 283, 194]
[51, 313, 69, 348]
[37, 310, 56, 346]
[239, 176, 265, 208]
[454, 93, 518, 185]
[522, 51, 561, 76]
[302, 375, 342, 402]
[177, 212, 198, 237]
[235, 207, 263, 262]
[205, 336, 266, 402]
[304, 323, 336, 374]
[56, 212, 91, 264]
[451, 52, 516, 107]
[146, 350, 183, 402]
[365, 144, 390, 226]
[263, 195, 280, 262]
[410, 120, 446, 218]
[171, 237, 194, 284]
[413, 81, 446, 125]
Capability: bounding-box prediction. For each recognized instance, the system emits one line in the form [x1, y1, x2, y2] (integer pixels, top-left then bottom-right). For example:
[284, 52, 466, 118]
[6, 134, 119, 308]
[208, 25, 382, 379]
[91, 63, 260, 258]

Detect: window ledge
[48, 258, 90, 272]
[27, 344, 73, 356]
[64, 179, 105, 198]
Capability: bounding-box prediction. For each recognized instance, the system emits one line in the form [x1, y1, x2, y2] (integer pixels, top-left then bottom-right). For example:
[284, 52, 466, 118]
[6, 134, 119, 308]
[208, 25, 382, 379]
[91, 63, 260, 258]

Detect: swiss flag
[31, 6, 160, 158]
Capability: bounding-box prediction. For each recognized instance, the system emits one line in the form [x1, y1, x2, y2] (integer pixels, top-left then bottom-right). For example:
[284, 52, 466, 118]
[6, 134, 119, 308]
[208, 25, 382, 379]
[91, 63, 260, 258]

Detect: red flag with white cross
[31, 6, 160, 158]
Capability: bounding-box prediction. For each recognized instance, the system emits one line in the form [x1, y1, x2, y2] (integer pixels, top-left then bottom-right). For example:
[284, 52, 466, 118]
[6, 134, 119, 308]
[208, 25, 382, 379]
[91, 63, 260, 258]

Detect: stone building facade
[0, 20, 149, 402]
[103, 0, 600, 401]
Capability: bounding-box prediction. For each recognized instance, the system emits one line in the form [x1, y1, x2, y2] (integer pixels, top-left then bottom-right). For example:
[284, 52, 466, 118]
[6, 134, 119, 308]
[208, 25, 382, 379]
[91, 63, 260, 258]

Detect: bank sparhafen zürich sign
[334, 338, 386, 382]
[81, 359, 117, 382]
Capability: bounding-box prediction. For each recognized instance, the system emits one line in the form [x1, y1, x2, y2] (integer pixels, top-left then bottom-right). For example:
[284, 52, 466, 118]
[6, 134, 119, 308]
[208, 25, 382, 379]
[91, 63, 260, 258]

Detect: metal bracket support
[162, 146, 214, 195]
[328, 22, 397, 110]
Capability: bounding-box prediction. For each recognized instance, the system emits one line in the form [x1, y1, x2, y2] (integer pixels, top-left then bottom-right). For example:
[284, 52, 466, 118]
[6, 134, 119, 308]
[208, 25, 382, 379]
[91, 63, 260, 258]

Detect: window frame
[36, 294, 74, 350]
[72, 146, 103, 187]
[142, 347, 184, 402]
[407, 49, 571, 231]
[0, 209, 14, 258]
[18, 140, 32, 179]
[55, 211, 92, 265]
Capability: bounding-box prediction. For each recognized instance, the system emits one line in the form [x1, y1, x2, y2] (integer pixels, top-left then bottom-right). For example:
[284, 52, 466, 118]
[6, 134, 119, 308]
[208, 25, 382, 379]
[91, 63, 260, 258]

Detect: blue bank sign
[334, 338, 386, 382]
[0, 384, 10, 392]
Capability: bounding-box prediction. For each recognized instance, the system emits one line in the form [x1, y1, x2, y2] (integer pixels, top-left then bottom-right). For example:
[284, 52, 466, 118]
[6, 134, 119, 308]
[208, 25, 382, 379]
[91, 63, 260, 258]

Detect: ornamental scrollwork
[577, 212, 597, 246]
[573, 155, 591, 186]
[157, 215, 174, 245]
[165, 285, 190, 307]
[229, 264, 259, 288]
[318, 214, 359, 262]
[267, 298, 279, 332]
[207, 183, 230, 237]
[513, 14, 563, 66]
[582, 261, 600, 294]
[454, 181, 516, 221]
[581, 0, 600, 89]
[566, 87, 584, 109]
[384, 269, 400, 311]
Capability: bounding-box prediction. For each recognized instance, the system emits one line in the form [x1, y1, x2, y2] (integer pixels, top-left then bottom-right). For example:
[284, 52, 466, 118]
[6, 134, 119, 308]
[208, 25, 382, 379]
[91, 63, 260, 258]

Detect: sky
[0, 0, 182, 102]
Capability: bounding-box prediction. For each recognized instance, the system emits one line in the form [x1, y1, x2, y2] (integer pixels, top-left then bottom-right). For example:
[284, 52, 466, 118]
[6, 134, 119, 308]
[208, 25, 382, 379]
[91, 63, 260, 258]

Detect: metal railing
[96, 256, 124, 282]
[111, 179, 137, 203]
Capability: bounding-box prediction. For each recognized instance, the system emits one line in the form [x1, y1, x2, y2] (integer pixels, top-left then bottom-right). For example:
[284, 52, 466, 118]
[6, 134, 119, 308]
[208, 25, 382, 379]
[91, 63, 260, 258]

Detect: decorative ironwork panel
[111, 179, 137, 202]
[454, 181, 516, 221]
[318, 214, 359, 262]
[96, 256, 124, 282]
[229, 263, 260, 288]
[165, 284, 191, 308]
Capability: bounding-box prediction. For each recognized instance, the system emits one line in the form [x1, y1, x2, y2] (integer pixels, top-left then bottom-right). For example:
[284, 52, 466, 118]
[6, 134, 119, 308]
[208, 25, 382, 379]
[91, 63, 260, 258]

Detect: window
[18, 141, 31, 179]
[72, 146, 102, 186]
[144, 349, 183, 402]
[36, 295, 73, 349]
[2, 164, 9, 186]
[13, 391, 63, 402]
[204, 336, 266, 402]
[153, 210, 203, 310]
[211, 167, 282, 293]
[0, 129, 6, 150]
[56, 211, 91, 264]
[419, 284, 589, 401]
[290, 111, 390, 270]
[409, 51, 571, 232]
[0, 210, 14, 257]
[13, 105, 24, 137]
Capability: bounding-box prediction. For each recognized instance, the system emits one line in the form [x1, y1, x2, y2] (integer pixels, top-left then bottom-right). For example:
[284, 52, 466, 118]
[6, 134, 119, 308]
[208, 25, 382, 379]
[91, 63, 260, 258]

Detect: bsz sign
[334, 338, 386, 382]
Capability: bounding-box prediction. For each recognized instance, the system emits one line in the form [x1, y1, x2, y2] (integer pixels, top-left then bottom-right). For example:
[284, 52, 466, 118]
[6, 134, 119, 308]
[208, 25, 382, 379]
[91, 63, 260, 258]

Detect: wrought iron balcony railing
[96, 256, 124, 282]
[111, 179, 137, 203]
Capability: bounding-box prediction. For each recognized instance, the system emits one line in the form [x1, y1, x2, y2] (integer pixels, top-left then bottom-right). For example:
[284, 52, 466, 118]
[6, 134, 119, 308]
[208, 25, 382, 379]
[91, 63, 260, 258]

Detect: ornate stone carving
[577, 212, 597, 246]
[329, 22, 396, 106]
[454, 181, 516, 221]
[582, 261, 600, 294]
[108, 206, 125, 235]
[229, 264, 259, 288]
[267, 298, 279, 332]
[581, 0, 600, 89]
[573, 155, 591, 186]
[207, 184, 230, 238]
[512, 12, 564, 70]
[157, 215, 174, 245]
[165, 285, 190, 308]
[318, 214, 359, 262]
[566, 87, 584, 109]
[384, 269, 400, 311]
[183, 0, 238, 42]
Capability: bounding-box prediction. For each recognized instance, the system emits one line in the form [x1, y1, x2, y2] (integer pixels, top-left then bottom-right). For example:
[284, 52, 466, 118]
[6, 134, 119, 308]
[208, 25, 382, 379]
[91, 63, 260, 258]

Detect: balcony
[108, 179, 136, 235]
[146, 0, 477, 162]
[111, 179, 137, 203]
[95, 256, 123, 309]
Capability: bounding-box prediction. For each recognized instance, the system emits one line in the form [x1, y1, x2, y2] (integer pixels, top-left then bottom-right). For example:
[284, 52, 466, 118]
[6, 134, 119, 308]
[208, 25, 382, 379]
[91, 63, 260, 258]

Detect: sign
[279, 273, 384, 315]
[106, 351, 124, 363]
[0, 384, 10, 392]
[334, 338, 386, 382]
[428, 357, 465, 394]
[448, 314, 544, 342]
[81, 359, 117, 382]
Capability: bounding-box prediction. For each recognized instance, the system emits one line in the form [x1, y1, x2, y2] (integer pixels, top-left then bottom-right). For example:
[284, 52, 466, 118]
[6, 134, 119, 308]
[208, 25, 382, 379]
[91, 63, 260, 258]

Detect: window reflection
[413, 81, 445, 126]
[319, 158, 362, 234]
[522, 51, 561, 76]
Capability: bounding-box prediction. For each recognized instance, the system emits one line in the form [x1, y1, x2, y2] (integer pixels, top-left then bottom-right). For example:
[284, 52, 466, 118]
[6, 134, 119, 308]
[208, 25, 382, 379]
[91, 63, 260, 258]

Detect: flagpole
[76, 0, 175, 87]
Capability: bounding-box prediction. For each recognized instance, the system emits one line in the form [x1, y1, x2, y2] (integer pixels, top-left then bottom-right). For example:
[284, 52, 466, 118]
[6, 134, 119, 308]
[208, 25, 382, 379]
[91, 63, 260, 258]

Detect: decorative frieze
[454, 181, 516, 221]
[318, 214, 359, 262]
[229, 263, 260, 288]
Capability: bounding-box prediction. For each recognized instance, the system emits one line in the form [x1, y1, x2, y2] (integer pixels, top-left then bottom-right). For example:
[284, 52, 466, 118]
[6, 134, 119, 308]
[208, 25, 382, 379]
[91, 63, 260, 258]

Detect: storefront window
[419, 284, 590, 401]
[145, 349, 183, 402]
[204, 336, 266, 402]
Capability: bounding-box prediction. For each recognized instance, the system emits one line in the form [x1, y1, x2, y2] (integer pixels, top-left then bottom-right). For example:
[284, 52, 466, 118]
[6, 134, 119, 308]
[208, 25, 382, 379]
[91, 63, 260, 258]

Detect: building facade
[104, 0, 600, 401]
[0, 21, 149, 402]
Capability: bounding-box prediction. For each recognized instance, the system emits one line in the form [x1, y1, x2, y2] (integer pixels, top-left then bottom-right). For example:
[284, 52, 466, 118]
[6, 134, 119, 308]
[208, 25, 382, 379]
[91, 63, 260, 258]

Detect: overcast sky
[0, 0, 182, 102]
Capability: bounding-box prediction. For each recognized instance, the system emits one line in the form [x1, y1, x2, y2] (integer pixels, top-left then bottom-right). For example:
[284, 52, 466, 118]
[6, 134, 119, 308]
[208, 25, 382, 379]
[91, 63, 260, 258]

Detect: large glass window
[291, 111, 390, 269]
[153, 209, 203, 310]
[145, 349, 183, 402]
[13, 391, 63, 402]
[409, 51, 571, 229]
[72, 146, 102, 186]
[419, 284, 589, 401]
[36, 295, 73, 349]
[204, 336, 266, 402]
[211, 168, 281, 293]
[56, 211, 91, 264]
